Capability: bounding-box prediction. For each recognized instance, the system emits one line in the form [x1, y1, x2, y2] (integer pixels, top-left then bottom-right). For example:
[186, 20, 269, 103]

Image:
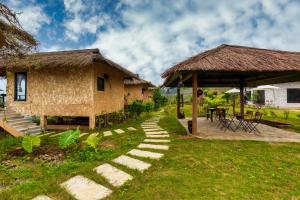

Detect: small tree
[153, 88, 168, 110]
[144, 101, 154, 115]
[128, 100, 144, 118]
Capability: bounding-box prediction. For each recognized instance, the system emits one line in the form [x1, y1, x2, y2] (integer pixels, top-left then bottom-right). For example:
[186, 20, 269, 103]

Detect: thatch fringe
[161, 44, 300, 78]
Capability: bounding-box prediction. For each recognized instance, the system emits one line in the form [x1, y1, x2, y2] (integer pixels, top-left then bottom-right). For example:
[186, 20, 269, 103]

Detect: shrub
[153, 88, 168, 109]
[270, 111, 277, 118]
[84, 134, 100, 151]
[144, 101, 154, 115]
[59, 128, 80, 149]
[22, 135, 41, 153]
[283, 110, 290, 119]
[128, 100, 144, 118]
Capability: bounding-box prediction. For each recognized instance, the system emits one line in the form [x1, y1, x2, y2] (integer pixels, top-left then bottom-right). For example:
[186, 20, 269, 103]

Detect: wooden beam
[177, 85, 180, 119]
[240, 78, 245, 117]
[192, 72, 198, 135]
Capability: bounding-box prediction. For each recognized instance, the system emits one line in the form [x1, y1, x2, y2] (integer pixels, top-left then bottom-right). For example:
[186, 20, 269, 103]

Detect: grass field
[1, 110, 300, 200]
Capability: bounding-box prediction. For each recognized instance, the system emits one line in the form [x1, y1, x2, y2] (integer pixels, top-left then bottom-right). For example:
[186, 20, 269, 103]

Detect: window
[14, 72, 27, 101]
[97, 77, 105, 91]
[287, 89, 300, 103]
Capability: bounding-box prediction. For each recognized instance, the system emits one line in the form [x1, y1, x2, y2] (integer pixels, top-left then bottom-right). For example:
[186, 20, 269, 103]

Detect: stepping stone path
[138, 143, 169, 150]
[128, 149, 164, 160]
[94, 163, 133, 187]
[113, 155, 151, 172]
[79, 133, 89, 138]
[60, 175, 112, 200]
[146, 134, 170, 138]
[34, 116, 170, 199]
[103, 131, 112, 137]
[127, 127, 137, 131]
[114, 129, 125, 134]
[144, 139, 171, 143]
[32, 195, 53, 200]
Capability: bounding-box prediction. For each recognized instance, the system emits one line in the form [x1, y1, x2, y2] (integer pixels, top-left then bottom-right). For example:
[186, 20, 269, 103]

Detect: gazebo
[161, 44, 300, 135]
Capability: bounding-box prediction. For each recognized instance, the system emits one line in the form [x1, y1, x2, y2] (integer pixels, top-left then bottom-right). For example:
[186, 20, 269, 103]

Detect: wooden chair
[247, 112, 263, 133]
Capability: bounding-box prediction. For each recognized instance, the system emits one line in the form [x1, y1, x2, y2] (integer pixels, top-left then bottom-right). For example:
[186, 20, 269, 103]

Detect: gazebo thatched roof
[0, 48, 137, 78]
[124, 77, 156, 88]
[162, 44, 300, 87]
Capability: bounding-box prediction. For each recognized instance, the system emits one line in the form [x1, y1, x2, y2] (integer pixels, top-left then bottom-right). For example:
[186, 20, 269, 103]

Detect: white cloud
[87, 0, 300, 84]
[5, 1, 50, 34]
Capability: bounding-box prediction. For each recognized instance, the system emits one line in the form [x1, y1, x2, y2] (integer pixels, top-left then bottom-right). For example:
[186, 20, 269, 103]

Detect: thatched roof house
[0, 48, 137, 131]
[124, 77, 156, 104]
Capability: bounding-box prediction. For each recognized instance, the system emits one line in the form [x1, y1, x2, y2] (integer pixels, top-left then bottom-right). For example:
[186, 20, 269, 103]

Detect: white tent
[251, 85, 280, 106]
[225, 88, 240, 93]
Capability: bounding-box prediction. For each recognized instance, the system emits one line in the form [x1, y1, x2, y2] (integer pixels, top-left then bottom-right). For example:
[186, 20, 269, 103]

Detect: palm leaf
[84, 134, 100, 150]
[59, 129, 80, 149]
[22, 135, 41, 153]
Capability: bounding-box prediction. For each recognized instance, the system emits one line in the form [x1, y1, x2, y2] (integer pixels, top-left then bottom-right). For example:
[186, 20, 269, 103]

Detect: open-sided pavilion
[161, 44, 300, 135]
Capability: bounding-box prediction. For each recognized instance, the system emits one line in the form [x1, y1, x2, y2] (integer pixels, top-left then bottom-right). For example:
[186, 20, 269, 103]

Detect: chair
[218, 110, 236, 132]
[247, 112, 263, 133]
[235, 111, 253, 131]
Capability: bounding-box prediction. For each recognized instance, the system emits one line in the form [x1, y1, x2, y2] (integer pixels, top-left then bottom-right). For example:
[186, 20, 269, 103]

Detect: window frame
[287, 88, 300, 103]
[14, 72, 27, 101]
[97, 76, 105, 91]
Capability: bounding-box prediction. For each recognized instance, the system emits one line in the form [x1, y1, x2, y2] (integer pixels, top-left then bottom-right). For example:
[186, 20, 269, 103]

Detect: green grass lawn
[1, 110, 300, 200]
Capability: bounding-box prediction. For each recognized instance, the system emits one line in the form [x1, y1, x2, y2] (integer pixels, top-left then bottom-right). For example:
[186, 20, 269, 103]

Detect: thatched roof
[124, 77, 156, 88]
[162, 44, 300, 87]
[0, 48, 137, 78]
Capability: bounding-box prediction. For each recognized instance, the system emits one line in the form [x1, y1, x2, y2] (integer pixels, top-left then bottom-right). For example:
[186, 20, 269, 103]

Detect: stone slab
[94, 163, 133, 187]
[114, 129, 125, 134]
[144, 139, 171, 143]
[49, 132, 64, 137]
[127, 127, 137, 131]
[127, 149, 163, 160]
[138, 143, 169, 150]
[142, 128, 163, 132]
[146, 134, 170, 138]
[113, 155, 151, 172]
[32, 195, 53, 200]
[103, 131, 112, 137]
[60, 175, 112, 200]
[145, 131, 168, 134]
[79, 133, 89, 138]
[39, 131, 55, 137]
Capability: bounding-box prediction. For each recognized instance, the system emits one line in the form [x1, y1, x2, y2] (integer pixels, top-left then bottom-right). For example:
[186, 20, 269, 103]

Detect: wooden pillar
[89, 115, 96, 129]
[40, 115, 47, 130]
[239, 78, 245, 117]
[192, 72, 198, 135]
[177, 85, 181, 119]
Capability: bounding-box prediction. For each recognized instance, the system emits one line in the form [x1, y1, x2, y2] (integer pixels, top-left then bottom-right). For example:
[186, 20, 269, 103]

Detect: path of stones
[33, 115, 171, 200]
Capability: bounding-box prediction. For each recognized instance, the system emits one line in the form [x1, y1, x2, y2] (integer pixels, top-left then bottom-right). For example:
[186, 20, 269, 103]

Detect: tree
[153, 88, 168, 109]
[0, 3, 37, 58]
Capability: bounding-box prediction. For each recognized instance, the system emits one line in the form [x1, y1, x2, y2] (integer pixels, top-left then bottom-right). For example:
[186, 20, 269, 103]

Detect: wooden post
[177, 85, 181, 119]
[239, 78, 245, 117]
[192, 72, 198, 135]
[89, 114, 96, 129]
[40, 115, 47, 130]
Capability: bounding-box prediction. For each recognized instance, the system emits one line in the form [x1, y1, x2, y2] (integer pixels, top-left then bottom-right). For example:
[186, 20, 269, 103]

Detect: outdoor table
[207, 108, 216, 122]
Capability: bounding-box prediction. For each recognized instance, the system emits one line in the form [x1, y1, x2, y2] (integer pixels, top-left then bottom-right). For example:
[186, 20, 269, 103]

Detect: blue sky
[3, 0, 300, 85]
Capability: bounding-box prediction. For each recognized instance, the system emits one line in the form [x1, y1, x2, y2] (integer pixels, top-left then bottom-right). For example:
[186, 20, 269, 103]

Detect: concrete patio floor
[179, 118, 300, 143]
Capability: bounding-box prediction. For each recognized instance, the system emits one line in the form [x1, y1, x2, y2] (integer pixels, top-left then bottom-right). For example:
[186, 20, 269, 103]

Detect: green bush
[283, 110, 290, 119]
[84, 134, 100, 151]
[128, 100, 144, 118]
[153, 88, 168, 109]
[144, 101, 154, 115]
